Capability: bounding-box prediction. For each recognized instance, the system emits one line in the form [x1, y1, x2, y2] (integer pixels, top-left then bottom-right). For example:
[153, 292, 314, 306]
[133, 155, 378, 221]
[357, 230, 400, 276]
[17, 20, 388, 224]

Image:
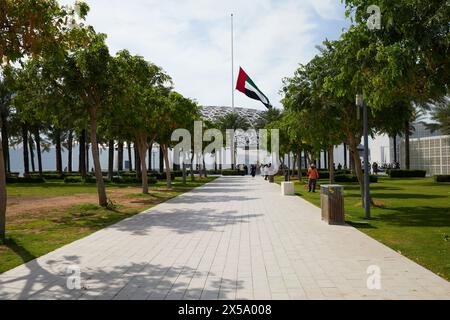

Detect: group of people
[261, 163, 273, 180]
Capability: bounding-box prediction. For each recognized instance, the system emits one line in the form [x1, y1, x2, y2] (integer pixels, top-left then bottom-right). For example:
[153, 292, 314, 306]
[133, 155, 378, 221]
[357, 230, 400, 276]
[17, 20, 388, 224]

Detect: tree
[105, 50, 172, 193]
[425, 97, 450, 135]
[56, 31, 113, 206]
[343, 0, 449, 106]
[0, 0, 88, 239]
[0, 78, 12, 174]
[154, 91, 199, 188]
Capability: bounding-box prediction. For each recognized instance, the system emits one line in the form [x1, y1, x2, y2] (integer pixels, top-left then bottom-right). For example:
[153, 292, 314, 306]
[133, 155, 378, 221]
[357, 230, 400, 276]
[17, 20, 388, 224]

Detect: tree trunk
[190, 152, 195, 181]
[348, 134, 364, 205]
[1, 112, 9, 173]
[148, 146, 152, 172]
[0, 139, 6, 240]
[127, 141, 133, 171]
[328, 146, 334, 184]
[28, 133, 35, 172]
[22, 124, 30, 177]
[393, 135, 397, 163]
[297, 150, 302, 181]
[202, 156, 207, 178]
[54, 128, 62, 174]
[89, 108, 107, 207]
[117, 141, 124, 172]
[219, 148, 223, 173]
[108, 139, 114, 180]
[86, 143, 90, 172]
[182, 162, 187, 185]
[134, 143, 141, 179]
[34, 128, 43, 175]
[79, 129, 87, 179]
[162, 144, 172, 188]
[304, 151, 308, 171]
[67, 130, 73, 172]
[159, 144, 164, 173]
[136, 137, 149, 194]
[343, 143, 347, 169]
[198, 153, 203, 178]
[404, 121, 410, 169]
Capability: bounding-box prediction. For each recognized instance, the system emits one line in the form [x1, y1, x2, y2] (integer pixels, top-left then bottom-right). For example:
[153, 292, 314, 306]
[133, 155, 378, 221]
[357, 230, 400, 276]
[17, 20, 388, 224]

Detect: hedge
[221, 170, 245, 176]
[111, 176, 157, 184]
[30, 173, 64, 180]
[334, 174, 378, 183]
[388, 169, 426, 178]
[6, 176, 45, 184]
[434, 175, 450, 183]
[6, 172, 20, 178]
[290, 169, 351, 177]
[64, 175, 158, 184]
[64, 176, 97, 183]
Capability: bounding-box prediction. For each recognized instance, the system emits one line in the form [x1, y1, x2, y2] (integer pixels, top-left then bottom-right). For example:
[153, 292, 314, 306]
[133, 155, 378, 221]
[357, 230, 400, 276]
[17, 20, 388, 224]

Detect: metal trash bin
[320, 185, 344, 224]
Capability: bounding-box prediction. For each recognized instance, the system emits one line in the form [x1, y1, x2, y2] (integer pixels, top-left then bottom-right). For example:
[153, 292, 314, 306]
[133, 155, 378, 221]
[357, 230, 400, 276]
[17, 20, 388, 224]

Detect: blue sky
[60, 0, 350, 110]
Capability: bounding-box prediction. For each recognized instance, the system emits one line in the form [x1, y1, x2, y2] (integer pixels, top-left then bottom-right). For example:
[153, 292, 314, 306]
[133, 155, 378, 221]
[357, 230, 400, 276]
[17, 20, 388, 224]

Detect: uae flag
[236, 67, 271, 108]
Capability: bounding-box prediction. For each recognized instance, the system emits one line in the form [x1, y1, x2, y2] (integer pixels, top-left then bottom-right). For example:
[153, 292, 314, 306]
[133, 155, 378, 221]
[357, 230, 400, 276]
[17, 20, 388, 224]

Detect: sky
[59, 0, 350, 110]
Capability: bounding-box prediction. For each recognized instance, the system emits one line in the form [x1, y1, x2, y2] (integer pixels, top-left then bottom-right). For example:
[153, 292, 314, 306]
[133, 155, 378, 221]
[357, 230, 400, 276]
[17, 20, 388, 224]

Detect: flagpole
[231, 13, 235, 112]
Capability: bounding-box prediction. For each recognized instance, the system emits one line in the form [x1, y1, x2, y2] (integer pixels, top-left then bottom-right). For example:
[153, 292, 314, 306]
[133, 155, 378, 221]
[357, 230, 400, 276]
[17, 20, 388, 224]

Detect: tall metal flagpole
[231, 13, 235, 111]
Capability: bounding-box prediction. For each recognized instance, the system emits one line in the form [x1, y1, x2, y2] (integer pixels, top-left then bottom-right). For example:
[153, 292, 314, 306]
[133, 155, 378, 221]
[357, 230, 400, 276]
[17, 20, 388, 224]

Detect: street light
[356, 93, 371, 219]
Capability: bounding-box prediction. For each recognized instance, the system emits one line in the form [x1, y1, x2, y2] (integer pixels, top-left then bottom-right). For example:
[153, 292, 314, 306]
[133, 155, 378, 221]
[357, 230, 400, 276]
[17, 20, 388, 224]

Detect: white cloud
[59, 0, 347, 110]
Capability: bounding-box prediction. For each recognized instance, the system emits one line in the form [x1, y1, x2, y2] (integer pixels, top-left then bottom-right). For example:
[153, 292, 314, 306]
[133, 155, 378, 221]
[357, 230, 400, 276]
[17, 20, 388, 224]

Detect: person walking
[251, 164, 256, 177]
[307, 163, 319, 192]
[372, 162, 378, 175]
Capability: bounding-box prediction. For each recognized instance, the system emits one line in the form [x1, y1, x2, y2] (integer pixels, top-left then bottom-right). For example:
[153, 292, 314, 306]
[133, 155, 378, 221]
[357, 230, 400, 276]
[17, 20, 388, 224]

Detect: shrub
[334, 174, 378, 183]
[6, 176, 45, 184]
[221, 170, 245, 176]
[434, 175, 450, 182]
[388, 169, 426, 178]
[172, 170, 183, 177]
[64, 176, 83, 183]
[110, 175, 158, 185]
[152, 172, 175, 180]
[83, 176, 97, 183]
[30, 173, 64, 180]
[7, 172, 20, 178]
[119, 171, 137, 177]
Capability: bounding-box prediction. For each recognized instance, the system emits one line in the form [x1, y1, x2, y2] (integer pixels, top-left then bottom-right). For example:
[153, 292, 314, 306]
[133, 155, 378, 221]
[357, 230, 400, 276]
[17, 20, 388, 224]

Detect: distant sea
[8, 143, 161, 175]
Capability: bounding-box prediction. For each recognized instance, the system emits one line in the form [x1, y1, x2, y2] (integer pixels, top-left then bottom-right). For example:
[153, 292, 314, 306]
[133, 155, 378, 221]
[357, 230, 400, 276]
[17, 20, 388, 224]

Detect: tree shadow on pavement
[0, 257, 244, 300]
[108, 208, 262, 236]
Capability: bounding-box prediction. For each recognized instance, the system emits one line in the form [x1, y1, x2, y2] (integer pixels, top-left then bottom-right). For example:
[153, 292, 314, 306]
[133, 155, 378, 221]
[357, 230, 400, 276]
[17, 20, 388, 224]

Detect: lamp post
[356, 94, 371, 219]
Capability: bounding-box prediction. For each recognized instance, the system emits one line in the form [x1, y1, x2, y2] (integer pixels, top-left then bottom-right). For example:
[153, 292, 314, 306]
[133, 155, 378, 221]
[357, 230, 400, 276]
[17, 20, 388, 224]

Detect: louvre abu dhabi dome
[199, 106, 265, 125]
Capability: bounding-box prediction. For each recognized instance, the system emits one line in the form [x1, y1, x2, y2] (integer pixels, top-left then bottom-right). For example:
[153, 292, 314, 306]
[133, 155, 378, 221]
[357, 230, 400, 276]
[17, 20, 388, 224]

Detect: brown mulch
[6, 187, 174, 219]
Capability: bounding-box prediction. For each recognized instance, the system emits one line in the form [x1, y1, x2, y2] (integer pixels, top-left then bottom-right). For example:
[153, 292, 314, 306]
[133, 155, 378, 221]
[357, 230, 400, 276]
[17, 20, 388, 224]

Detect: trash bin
[320, 185, 344, 224]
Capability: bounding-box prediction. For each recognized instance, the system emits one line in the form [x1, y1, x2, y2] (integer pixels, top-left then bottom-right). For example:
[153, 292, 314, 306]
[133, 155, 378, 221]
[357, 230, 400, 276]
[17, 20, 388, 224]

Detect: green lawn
[0, 177, 216, 273]
[276, 176, 450, 280]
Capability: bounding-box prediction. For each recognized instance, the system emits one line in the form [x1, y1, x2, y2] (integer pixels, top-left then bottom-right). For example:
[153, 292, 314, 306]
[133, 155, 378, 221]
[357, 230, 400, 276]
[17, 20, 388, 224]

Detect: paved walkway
[1, 176, 450, 300]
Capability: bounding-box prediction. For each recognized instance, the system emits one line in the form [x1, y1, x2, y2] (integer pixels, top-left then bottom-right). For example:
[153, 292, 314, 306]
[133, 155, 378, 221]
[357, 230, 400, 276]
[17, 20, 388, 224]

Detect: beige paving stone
[1, 176, 449, 300]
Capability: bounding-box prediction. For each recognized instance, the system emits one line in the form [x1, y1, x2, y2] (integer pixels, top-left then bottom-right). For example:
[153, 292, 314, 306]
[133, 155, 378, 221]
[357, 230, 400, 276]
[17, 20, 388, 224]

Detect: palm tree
[0, 79, 12, 174]
[255, 107, 281, 129]
[404, 105, 429, 169]
[423, 97, 450, 135]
